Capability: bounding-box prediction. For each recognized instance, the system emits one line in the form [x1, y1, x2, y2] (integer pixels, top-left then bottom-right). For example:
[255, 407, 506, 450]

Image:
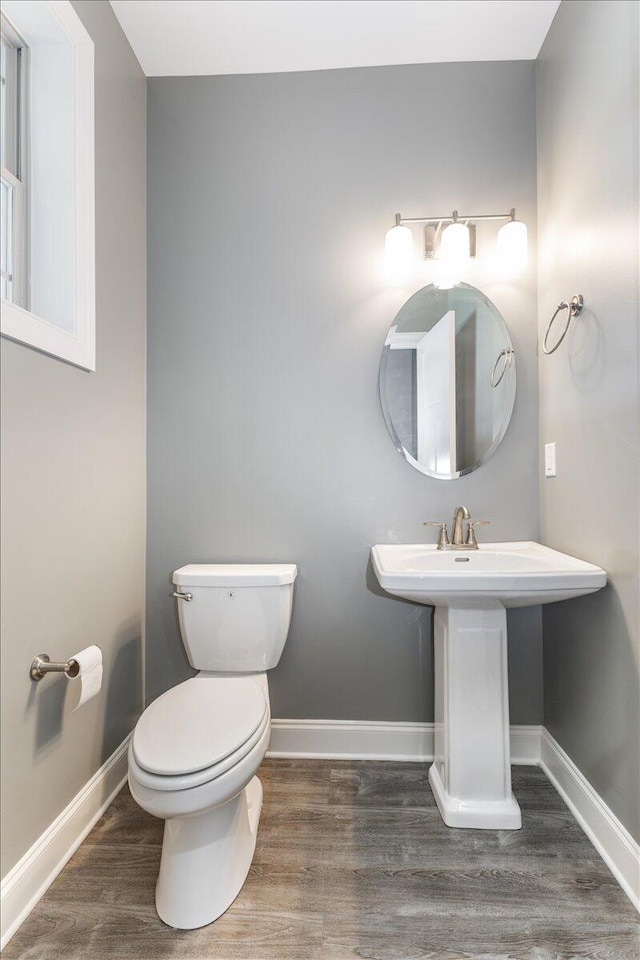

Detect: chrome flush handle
[172, 591, 193, 601]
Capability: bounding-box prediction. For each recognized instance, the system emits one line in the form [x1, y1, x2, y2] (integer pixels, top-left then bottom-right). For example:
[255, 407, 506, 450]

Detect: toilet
[128, 562, 297, 930]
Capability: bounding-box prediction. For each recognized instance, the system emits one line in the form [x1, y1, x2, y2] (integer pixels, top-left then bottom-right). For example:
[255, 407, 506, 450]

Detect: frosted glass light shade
[440, 222, 470, 263]
[497, 219, 528, 270]
[438, 221, 470, 287]
[384, 224, 414, 282]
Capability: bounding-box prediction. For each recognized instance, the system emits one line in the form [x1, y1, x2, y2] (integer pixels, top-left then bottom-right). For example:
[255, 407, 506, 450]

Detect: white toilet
[128, 562, 297, 930]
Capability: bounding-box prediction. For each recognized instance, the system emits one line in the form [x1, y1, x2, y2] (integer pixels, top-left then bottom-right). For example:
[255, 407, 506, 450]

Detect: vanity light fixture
[384, 215, 416, 283]
[440, 213, 471, 263]
[496, 210, 528, 270]
[384, 207, 528, 281]
[438, 213, 471, 287]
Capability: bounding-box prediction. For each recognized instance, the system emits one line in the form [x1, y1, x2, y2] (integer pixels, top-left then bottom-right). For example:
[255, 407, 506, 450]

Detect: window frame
[1, 13, 28, 308]
[0, 0, 95, 372]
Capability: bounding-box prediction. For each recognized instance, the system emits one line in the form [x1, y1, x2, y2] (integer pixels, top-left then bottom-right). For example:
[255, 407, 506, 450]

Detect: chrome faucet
[424, 506, 490, 551]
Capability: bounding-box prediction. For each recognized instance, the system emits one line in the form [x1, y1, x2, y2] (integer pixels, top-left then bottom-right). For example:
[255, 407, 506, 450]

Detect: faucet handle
[466, 520, 490, 548]
[424, 521, 451, 550]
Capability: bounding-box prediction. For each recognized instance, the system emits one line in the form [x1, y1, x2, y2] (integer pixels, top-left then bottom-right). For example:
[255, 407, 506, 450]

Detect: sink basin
[371, 540, 607, 831]
[371, 541, 606, 608]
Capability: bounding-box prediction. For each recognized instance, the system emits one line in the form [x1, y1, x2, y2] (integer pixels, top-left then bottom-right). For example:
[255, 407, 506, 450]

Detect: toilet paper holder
[30, 654, 80, 681]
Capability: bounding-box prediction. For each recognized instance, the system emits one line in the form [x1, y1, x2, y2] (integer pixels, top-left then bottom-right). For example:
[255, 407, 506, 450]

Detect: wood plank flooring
[3, 761, 638, 959]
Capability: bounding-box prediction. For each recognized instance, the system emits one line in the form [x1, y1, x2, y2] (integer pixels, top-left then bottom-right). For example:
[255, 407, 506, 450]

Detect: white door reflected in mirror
[417, 310, 457, 477]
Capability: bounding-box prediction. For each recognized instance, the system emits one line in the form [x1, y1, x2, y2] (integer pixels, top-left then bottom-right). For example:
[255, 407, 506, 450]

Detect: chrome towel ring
[543, 295, 584, 355]
[490, 347, 514, 387]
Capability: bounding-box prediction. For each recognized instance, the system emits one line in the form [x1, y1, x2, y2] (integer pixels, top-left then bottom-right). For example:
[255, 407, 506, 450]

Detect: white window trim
[1, 168, 25, 303]
[1, 15, 27, 308]
[0, 0, 95, 372]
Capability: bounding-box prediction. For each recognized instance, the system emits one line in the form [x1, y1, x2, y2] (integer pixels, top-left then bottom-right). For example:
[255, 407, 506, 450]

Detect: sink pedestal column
[429, 604, 522, 830]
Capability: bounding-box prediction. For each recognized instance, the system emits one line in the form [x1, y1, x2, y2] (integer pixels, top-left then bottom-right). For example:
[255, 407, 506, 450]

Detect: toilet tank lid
[173, 563, 297, 586]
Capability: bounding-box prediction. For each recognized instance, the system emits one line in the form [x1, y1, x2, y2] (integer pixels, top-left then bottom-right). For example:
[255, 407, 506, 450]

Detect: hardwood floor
[3, 762, 638, 959]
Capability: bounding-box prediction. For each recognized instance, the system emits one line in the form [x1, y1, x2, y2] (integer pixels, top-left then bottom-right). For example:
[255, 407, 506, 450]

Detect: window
[0, 1, 94, 371]
[0, 15, 27, 307]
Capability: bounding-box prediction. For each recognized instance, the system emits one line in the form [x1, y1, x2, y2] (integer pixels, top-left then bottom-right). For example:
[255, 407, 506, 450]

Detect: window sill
[1, 298, 95, 371]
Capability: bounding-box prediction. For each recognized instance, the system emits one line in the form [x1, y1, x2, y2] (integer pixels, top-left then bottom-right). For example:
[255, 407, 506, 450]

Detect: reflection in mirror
[379, 283, 516, 480]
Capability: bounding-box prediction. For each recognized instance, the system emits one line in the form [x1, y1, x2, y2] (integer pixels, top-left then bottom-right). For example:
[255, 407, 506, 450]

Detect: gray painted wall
[147, 61, 542, 724]
[537, 0, 640, 840]
[0, 0, 146, 877]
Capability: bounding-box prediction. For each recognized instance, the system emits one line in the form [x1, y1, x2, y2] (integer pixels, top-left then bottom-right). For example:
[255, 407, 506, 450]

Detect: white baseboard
[540, 729, 640, 912]
[267, 719, 542, 764]
[268, 719, 434, 761]
[0, 735, 131, 950]
[507, 724, 544, 764]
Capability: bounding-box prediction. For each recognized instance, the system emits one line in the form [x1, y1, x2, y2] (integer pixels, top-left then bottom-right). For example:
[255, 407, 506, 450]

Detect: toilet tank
[172, 564, 297, 672]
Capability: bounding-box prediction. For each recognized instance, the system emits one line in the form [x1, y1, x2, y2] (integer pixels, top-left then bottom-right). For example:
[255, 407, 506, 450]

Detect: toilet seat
[129, 708, 270, 792]
[133, 675, 267, 783]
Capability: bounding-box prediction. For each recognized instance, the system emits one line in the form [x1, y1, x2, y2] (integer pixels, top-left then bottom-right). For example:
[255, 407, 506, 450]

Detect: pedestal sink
[371, 541, 606, 830]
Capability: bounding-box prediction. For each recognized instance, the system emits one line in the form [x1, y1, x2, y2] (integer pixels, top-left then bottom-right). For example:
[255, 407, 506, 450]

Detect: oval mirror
[379, 283, 516, 480]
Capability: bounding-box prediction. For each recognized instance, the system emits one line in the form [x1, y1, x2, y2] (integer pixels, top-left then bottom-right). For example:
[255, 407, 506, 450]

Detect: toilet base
[155, 776, 263, 929]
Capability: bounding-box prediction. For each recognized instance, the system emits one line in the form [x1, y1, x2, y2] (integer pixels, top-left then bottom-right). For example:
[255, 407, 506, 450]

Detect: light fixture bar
[396, 208, 517, 226]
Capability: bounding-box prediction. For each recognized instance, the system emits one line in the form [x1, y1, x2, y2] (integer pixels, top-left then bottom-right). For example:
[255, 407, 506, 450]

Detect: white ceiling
[109, 0, 561, 78]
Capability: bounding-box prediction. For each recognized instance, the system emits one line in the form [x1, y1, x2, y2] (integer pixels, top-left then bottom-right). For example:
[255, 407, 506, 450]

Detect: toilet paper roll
[69, 645, 103, 711]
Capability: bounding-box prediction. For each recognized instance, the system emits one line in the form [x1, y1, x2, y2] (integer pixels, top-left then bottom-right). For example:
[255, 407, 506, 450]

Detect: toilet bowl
[128, 674, 271, 929]
[128, 563, 297, 929]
